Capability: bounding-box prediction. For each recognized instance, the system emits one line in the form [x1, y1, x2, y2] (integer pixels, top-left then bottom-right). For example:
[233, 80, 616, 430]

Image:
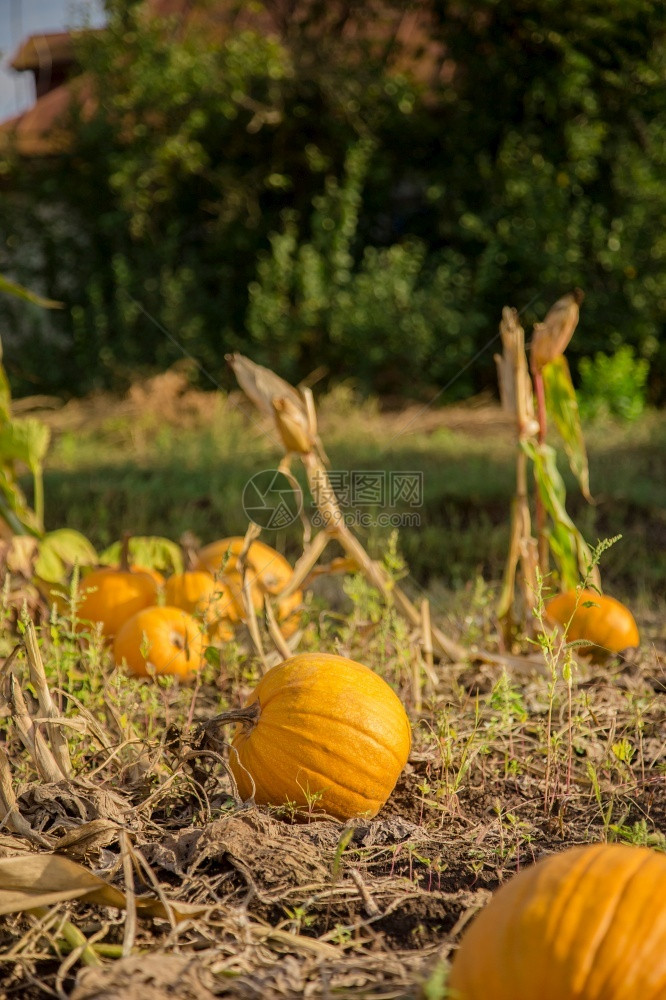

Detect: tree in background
[424, 0, 666, 395]
[0, 0, 664, 400]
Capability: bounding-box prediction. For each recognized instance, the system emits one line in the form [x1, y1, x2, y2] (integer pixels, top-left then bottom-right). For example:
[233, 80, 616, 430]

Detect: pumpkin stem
[202, 701, 261, 733]
[180, 530, 199, 572]
[120, 531, 131, 572]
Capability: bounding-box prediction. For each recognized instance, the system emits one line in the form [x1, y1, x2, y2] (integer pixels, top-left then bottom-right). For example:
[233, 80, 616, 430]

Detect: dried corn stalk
[495, 308, 539, 629]
[228, 354, 467, 664]
[496, 297, 598, 632]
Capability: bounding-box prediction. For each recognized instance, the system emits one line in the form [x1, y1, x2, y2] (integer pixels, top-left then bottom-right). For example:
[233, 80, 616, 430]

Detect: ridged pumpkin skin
[164, 571, 235, 640]
[129, 564, 165, 588]
[545, 589, 639, 661]
[449, 843, 666, 1000]
[219, 570, 302, 637]
[100, 563, 166, 588]
[114, 605, 206, 678]
[229, 653, 411, 820]
[195, 537, 293, 593]
[77, 567, 159, 638]
[196, 537, 302, 636]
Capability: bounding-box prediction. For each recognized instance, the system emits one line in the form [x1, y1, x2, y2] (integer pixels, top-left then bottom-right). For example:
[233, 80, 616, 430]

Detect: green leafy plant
[0, 277, 95, 588]
[99, 535, 183, 575]
[0, 276, 62, 534]
[578, 346, 650, 422]
[246, 140, 476, 393]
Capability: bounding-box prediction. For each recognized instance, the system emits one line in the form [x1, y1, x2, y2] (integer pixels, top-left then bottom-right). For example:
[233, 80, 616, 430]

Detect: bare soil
[1, 634, 664, 999]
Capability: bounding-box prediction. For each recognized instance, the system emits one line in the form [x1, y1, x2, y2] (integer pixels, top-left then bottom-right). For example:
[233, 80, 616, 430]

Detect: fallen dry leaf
[0, 852, 207, 921]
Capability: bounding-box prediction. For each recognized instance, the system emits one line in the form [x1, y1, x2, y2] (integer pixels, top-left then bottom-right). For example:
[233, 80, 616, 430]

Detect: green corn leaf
[0, 273, 63, 310]
[542, 355, 592, 502]
[0, 418, 51, 530]
[523, 440, 598, 589]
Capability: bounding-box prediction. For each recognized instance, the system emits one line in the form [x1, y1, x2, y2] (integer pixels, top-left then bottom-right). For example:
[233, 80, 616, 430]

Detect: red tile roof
[0, 76, 96, 156]
[9, 30, 101, 71]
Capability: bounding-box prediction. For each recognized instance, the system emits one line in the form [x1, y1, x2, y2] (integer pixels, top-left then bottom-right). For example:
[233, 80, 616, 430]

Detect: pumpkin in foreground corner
[449, 843, 666, 1000]
[229, 653, 411, 821]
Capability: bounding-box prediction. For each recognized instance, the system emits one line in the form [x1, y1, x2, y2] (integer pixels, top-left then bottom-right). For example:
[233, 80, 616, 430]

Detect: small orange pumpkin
[196, 537, 302, 636]
[76, 566, 159, 639]
[545, 589, 639, 661]
[449, 843, 666, 1000]
[113, 605, 206, 678]
[164, 571, 235, 641]
[228, 653, 411, 820]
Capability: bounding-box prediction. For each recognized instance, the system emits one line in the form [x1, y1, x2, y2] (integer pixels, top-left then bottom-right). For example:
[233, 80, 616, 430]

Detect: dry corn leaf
[272, 396, 315, 454]
[0, 853, 207, 921]
[5, 534, 39, 577]
[496, 306, 539, 438]
[0, 833, 35, 857]
[530, 289, 584, 372]
[226, 353, 303, 420]
[72, 954, 218, 1000]
[228, 353, 330, 464]
[52, 819, 120, 861]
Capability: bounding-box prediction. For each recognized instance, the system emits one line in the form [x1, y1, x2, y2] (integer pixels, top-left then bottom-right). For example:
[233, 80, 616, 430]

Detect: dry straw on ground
[0, 613, 664, 998]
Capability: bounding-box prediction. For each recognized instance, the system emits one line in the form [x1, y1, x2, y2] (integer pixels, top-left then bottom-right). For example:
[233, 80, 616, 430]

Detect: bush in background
[578, 347, 650, 422]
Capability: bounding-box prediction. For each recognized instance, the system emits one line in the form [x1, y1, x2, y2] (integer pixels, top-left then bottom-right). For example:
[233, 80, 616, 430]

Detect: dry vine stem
[227, 354, 468, 664]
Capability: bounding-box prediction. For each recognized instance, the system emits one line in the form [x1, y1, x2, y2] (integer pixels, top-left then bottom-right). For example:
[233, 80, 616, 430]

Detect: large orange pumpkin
[76, 567, 159, 639]
[164, 571, 235, 641]
[113, 605, 206, 678]
[449, 843, 666, 1000]
[545, 589, 639, 661]
[195, 537, 302, 636]
[228, 653, 411, 820]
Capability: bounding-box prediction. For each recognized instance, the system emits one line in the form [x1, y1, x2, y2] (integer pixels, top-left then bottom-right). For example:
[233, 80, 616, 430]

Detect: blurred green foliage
[246, 140, 480, 393]
[0, 0, 665, 399]
[578, 346, 650, 422]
